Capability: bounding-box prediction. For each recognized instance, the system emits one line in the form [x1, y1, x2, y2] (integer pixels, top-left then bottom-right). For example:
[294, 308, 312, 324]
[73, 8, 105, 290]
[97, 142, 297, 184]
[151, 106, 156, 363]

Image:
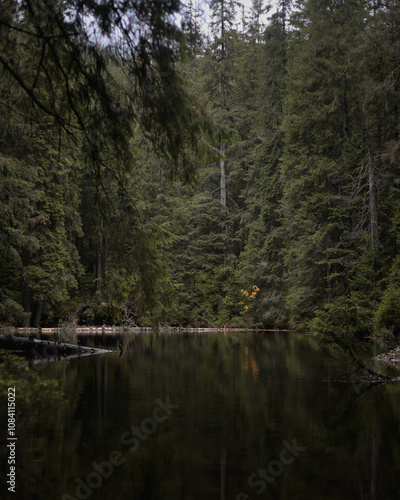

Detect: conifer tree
[281, 0, 370, 327]
[209, 0, 238, 214]
[237, 5, 288, 326]
[0, 0, 221, 325]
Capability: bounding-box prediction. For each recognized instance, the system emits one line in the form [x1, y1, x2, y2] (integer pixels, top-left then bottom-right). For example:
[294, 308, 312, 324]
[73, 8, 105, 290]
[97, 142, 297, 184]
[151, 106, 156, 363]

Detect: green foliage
[311, 297, 374, 347]
[0, 298, 25, 325]
[0, 0, 223, 326]
[0, 354, 64, 417]
[375, 256, 400, 332]
[375, 285, 400, 333]
[1, 0, 400, 338]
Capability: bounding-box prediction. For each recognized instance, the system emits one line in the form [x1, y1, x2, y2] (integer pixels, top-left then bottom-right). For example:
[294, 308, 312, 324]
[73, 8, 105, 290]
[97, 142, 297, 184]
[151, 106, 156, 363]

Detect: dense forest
[1, 0, 400, 337]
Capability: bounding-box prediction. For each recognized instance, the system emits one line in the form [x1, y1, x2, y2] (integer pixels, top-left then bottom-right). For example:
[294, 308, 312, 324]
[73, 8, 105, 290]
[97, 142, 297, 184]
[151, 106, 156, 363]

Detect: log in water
[0, 334, 109, 357]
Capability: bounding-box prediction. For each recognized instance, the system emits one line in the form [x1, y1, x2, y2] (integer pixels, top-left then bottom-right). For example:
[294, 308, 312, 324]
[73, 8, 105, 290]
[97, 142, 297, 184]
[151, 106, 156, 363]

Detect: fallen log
[0, 334, 109, 358]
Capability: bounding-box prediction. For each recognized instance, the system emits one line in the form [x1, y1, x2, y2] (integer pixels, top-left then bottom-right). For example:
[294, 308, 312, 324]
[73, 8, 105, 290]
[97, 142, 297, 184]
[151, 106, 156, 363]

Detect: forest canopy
[1, 0, 400, 339]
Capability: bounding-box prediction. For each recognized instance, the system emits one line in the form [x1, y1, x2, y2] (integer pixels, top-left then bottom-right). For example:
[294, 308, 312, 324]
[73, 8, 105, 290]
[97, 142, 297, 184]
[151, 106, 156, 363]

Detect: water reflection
[0, 332, 399, 499]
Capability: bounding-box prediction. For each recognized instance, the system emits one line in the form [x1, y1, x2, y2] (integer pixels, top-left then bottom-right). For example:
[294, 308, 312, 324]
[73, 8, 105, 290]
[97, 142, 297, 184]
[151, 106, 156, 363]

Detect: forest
[1, 0, 400, 339]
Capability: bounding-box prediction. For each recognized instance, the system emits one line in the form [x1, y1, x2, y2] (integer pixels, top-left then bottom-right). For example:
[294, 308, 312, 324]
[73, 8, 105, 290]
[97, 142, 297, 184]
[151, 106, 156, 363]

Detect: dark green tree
[236, 5, 288, 326]
[0, 0, 221, 326]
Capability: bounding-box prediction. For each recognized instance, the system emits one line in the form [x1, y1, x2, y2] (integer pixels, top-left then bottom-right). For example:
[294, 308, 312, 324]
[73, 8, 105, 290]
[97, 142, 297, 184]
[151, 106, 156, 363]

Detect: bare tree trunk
[33, 299, 44, 327]
[342, 74, 349, 144]
[369, 149, 378, 251]
[21, 280, 32, 327]
[103, 236, 108, 278]
[220, 142, 226, 210]
[21, 252, 32, 326]
[219, 0, 227, 216]
[96, 235, 102, 292]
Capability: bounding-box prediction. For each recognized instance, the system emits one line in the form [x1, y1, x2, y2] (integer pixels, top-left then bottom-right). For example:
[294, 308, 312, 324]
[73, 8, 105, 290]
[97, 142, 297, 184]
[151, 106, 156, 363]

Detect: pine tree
[236, 5, 288, 326]
[208, 0, 238, 214]
[281, 0, 371, 327]
[0, 0, 221, 325]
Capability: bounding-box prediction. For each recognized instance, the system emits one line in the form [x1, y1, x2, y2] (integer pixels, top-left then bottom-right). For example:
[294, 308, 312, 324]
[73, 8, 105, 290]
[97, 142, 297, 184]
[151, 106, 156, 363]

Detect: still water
[1, 331, 400, 500]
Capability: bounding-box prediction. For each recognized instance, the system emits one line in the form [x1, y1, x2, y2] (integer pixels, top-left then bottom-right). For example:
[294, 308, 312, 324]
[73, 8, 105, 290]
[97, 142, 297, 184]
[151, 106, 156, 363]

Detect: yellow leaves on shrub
[241, 285, 259, 300]
[239, 285, 259, 313]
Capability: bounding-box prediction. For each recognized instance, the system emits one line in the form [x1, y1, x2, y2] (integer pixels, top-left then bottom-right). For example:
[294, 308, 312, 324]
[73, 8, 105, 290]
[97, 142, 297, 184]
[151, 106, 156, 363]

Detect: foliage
[375, 256, 400, 333]
[0, 353, 64, 417]
[311, 297, 374, 347]
[1, 0, 400, 338]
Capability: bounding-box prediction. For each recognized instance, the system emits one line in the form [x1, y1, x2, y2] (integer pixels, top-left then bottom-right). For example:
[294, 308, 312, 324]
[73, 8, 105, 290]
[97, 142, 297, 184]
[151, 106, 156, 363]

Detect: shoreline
[0, 326, 296, 335]
[374, 346, 400, 366]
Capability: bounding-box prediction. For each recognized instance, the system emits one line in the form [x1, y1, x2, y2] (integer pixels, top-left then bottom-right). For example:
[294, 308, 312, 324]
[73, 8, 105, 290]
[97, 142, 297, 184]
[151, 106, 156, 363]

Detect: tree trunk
[369, 149, 378, 251]
[33, 299, 44, 327]
[219, 1, 227, 216]
[220, 142, 226, 210]
[0, 334, 109, 356]
[96, 234, 102, 291]
[342, 74, 349, 144]
[21, 279, 32, 327]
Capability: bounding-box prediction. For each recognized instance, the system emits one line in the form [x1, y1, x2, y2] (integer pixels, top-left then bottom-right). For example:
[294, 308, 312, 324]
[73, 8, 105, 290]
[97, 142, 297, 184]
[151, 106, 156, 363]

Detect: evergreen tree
[209, 0, 238, 214]
[2, 0, 400, 333]
[0, 0, 221, 325]
[237, 5, 288, 326]
[362, 1, 400, 332]
[281, 0, 370, 327]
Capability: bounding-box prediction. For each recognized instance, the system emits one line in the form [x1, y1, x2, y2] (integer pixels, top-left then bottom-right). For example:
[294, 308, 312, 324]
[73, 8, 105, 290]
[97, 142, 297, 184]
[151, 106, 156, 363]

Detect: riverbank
[374, 346, 400, 365]
[0, 326, 295, 335]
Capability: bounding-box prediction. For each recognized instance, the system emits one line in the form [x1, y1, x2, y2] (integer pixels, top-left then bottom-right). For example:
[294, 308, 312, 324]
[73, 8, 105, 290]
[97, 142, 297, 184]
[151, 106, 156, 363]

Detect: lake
[1, 330, 400, 499]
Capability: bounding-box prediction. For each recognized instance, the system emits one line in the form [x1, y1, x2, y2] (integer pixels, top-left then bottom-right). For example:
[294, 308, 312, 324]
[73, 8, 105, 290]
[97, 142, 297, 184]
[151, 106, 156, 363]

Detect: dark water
[1, 331, 400, 500]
